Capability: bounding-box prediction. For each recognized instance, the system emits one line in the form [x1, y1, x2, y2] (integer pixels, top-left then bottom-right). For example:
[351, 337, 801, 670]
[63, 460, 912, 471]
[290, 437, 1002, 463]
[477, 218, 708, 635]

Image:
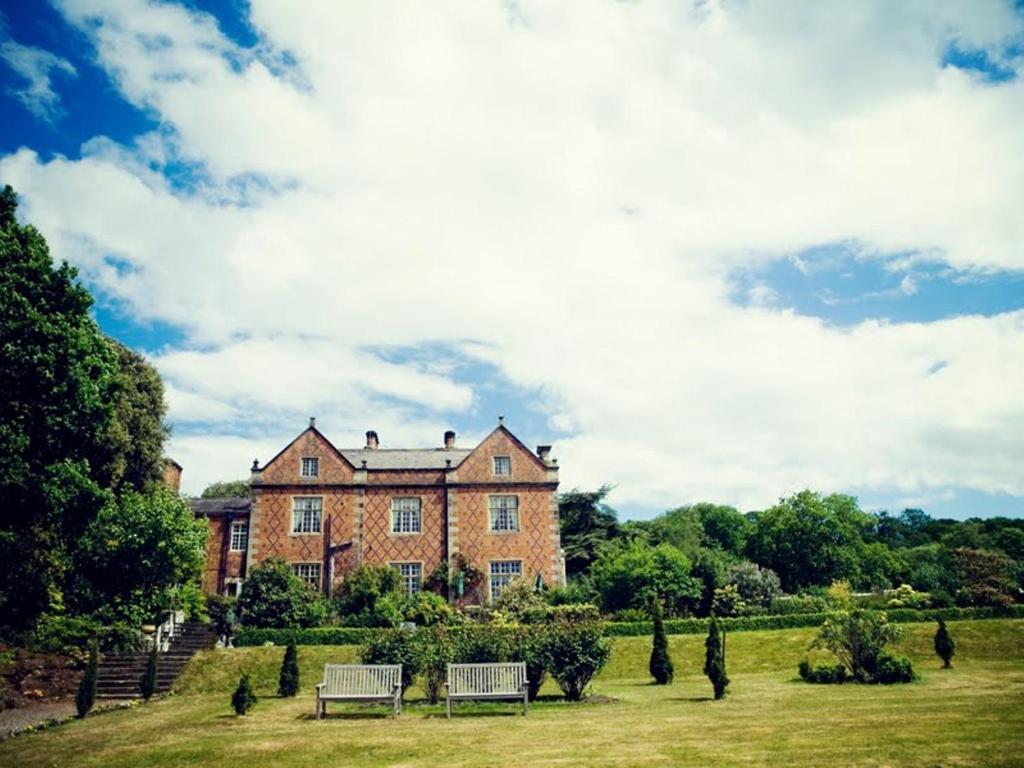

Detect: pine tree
[648, 599, 674, 684]
[76, 643, 98, 718]
[705, 617, 730, 700]
[233, 674, 257, 715]
[278, 640, 300, 697]
[934, 618, 955, 669]
[140, 643, 158, 700]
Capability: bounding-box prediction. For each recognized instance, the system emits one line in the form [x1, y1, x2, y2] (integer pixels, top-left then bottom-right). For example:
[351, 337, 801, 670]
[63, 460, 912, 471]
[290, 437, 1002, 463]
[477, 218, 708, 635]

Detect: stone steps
[95, 623, 217, 698]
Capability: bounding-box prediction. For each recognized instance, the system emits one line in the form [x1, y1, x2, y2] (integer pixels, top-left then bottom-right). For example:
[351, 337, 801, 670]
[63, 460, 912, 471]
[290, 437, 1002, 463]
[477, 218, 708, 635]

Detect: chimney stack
[536, 445, 552, 462]
[444, 430, 456, 449]
[365, 430, 379, 450]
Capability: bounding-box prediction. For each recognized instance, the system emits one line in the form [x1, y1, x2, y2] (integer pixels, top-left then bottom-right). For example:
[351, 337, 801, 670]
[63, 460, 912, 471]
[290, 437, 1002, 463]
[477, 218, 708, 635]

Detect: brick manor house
[187, 419, 565, 604]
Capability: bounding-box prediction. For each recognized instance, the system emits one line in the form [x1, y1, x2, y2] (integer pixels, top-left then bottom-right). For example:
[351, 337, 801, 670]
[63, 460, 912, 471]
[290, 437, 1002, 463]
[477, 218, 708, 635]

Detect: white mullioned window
[292, 497, 323, 534]
[489, 561, 521, 601]
[392, 562, 422, 595]
[391, 497, 422, 533]
[292, 562, 321, 589]
[301, 457, 319, 477]
[488, 495, 519, 532]
[229, 521, 248, 551]
[493, 456, 511, 476]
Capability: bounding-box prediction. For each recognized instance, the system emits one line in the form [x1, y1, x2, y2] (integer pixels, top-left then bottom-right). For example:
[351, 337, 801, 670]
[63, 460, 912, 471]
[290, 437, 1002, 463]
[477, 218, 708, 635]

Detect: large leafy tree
[590, 539, 701, 616]
[745, 490, 871, 592]
[0, 185, 120, 632]
[200, 479, 252, 498]
[559, 486, 621, 578]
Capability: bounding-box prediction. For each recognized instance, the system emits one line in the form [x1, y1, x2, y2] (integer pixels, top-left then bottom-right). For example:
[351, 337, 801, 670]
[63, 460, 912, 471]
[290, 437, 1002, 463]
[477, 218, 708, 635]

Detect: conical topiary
[934, 618, 955, 669]
[278, 640, 300, 697]
[233, 674, 257, 715]
[140, 643, 158, 700]
[76, 643, 98, 718]
[648, 599, 674, 684]
[705, 617, 729, 700]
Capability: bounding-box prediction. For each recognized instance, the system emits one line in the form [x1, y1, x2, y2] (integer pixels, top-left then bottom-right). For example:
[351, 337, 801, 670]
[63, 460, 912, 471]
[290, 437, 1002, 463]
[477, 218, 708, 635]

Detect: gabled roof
[259, 425, 355, 472]
[190, 498, 251, 516]
[340, 448, 473, 470]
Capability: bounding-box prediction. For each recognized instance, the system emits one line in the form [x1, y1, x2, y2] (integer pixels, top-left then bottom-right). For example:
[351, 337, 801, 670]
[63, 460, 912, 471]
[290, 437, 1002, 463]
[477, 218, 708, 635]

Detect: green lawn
[3, 620, 1023, 767]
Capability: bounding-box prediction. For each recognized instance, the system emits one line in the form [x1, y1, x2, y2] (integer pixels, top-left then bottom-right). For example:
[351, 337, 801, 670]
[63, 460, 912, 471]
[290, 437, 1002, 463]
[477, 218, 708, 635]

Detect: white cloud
[0, 39, 76, 120]
[3, 0, 1024, 507]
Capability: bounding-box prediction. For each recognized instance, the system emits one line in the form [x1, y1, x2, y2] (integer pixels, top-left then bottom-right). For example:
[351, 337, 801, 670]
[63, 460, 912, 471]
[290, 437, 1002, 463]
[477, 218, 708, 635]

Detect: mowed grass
[2, 619, 1022, 768]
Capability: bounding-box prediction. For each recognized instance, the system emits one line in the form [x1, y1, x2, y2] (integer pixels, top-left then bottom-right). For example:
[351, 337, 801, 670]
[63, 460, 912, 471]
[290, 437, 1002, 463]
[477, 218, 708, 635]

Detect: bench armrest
[315, 683, 325, 691]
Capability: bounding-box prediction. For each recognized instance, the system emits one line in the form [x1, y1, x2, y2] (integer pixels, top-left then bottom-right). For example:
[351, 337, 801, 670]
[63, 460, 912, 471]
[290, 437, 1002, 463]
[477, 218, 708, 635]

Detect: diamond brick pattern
[362, 488, 444, 571]
[456, 428, 548, 484]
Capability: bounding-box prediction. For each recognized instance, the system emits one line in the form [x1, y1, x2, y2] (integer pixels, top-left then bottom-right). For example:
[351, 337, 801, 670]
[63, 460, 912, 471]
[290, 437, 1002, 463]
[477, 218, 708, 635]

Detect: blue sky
[2, 1, 1023, 519]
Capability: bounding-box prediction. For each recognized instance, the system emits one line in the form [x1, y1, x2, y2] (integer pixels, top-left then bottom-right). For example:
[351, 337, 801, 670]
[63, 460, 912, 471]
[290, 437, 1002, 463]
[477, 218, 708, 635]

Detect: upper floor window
[230, 521, 248, 551]
[391, 497, 422, 534]
[292, 562, 321, 589]
[301, 457, 319, 477]
[493, 456, 511, 476]
[488, 495, 519, 532]
[391, 562, 422, 595]
[292, 497, 323, 534]
[489, 560, 522, 600]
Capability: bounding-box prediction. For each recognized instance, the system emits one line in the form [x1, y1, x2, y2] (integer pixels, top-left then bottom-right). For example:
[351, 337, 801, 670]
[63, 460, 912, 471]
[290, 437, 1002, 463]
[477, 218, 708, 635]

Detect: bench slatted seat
[315, 664, 402, 718]
[445, 662, 528, 718]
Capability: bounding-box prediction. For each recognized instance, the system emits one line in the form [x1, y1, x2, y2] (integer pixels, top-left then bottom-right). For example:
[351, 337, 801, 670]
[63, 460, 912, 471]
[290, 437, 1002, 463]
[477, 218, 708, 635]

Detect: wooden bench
[445, 662, 528, 718]
[315, 664, 402, 718]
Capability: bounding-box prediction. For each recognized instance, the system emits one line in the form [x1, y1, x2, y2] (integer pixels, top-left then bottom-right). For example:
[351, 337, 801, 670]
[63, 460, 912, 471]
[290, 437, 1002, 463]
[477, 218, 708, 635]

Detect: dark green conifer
[76, 643, 98, 718]
[934, 618, 955, 669]
[705, 617, 729, 700]
[232, 674, 257, 715]
[278, 640, 300, 697]
[649, 599, 674, 684]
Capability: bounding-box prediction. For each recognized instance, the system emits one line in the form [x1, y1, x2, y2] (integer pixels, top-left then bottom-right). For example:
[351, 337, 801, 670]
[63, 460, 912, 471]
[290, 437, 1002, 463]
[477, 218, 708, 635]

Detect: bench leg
[446, 697, 452, 719]
[394, 694, 400, 717]
[523, 693, 528, 716]
[316, 695, 322, 720]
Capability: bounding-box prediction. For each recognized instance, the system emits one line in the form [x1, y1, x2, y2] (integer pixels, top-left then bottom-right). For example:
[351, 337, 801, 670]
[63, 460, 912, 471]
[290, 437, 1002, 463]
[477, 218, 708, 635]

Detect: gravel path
[0, 698, 134, 738]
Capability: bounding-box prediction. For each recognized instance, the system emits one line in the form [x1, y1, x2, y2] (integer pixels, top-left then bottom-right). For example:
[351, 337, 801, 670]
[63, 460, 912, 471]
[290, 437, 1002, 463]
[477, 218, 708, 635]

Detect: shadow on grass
[296, 712, 396, 721]
[668, 696, 714, 703]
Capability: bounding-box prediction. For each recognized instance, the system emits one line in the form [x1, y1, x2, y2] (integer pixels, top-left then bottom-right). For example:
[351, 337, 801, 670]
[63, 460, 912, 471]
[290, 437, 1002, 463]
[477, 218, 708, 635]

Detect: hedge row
[235, 604, 1024, 646]
[603, 604, 1024, 637]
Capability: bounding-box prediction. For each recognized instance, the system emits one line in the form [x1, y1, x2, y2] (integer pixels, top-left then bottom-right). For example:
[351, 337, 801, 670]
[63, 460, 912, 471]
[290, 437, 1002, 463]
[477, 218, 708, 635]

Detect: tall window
[292, 562, 321, 589]
[292, 497, 322, 534]
[489, 561, 521, 600]
[391, 562, 422, 595]
[493, 456, 511, 476]
[229, 521, 248, 551]
[391, 497, 422, 533]
[301, 457, 319, 477]
[488, 495, 519, 532]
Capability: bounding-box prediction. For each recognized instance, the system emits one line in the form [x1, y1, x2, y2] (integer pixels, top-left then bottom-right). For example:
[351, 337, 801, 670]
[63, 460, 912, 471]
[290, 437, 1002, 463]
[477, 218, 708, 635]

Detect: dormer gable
[455, 423, 554, 483]
[255, 421, 355, 485]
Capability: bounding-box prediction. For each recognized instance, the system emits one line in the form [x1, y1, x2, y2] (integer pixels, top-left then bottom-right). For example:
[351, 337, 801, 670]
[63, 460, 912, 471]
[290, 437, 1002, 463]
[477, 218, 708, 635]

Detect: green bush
[414, 626, 454, 704]
[235, 626, 374, 646]
[76, 644, 98, 718]
[545, 621, 610, 701]
[206, 595, 237, 640]
[648, 600, 673, 685]
[509, 625, 549, 701]
[237, 559, 329, 629]
[277, 641, 299, 697]
[798, 660, 848, 684]
[334, 566, 404, 627]
[402, 591, 457, 626]
[545, 581, 598, 606]
[934, 618, 955, 668]
[812, 608, 901, 681]
[360, 628, 418, 696]
[871, 653, 915, 684]
[232, 674, 257, 715]
[29, 614, 140, 657]
[769, 595, 830, 615]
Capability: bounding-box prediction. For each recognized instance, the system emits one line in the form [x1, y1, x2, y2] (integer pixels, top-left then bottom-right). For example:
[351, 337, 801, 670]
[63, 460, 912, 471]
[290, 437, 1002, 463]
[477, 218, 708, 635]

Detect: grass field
[2, 619, 1022, 767]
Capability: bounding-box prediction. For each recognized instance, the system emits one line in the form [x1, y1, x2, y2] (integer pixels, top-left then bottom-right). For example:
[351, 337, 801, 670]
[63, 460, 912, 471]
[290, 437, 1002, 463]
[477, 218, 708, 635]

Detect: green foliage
[360, 628, 418, 695]
[704, 618, 729, 699]
[558, 486, 621, 578]
[401, 590, 456, 626]
[235, 626, 375, 646]
[648, 599, 673, 684]
[277, 641, 300, 697]
[726, 561, 782, 610]
[934, 618, 955, 668]
[812, 608, 902, 681]
[28, 614, 140, 656]
[232, 674, 257, 715]
[798, 659, 847, 684]
[952, 547, 1018, 608]
[0, 185, 121, 632]
[237, 559, 329, 629]
[334, 565, 403, 627]
[545, 580, 598, 606]
[73, 487, 207, 625]
[206, 595, 238, 640]
[697, 503, 751, 555]
[692, 550, 724, 617]
[711, 584, 750, 617]
[591, 539, 701, 617]
[199, 480, 251, 499]
[628, 506, 704, 560]
[75, 644, 98, 718]
[871, 653, 915, 684]
[140, 644, 158, 700]
[544, 620, 611, 701]
[509, 624, 550, 701]
[745, 490, 871, 592]
[413, 625, 455, 704]
[493, 576, 547, 620]
[887, 583, 930, 609]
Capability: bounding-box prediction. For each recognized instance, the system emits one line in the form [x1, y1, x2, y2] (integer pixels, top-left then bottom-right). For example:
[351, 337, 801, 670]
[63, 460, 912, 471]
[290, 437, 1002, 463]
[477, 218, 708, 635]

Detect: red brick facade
[193, 422, 564, 603]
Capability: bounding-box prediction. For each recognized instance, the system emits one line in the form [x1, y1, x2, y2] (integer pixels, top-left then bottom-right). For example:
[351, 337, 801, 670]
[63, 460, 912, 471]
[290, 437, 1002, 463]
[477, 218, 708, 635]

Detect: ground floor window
[292, 562, 321, 589]
[224, 578, 244, 597]
[489, 560, 522, 601]
[391, 562, 422, 595]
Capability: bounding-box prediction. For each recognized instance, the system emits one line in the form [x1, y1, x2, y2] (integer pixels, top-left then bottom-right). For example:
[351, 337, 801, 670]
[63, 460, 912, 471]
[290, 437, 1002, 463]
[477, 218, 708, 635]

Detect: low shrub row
[603, 605, 1024, 637]
[236, 627, 375, 646]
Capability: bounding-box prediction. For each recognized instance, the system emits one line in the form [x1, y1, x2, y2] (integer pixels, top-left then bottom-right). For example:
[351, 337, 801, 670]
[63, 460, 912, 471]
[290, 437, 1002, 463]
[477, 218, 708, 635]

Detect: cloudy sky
[1, 0, 1022, 518]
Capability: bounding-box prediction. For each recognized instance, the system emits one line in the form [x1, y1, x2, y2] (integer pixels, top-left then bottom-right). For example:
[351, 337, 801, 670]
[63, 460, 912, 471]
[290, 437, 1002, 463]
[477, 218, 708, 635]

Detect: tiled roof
[190, 498, 252, 515]
[339, 448, 473, 470]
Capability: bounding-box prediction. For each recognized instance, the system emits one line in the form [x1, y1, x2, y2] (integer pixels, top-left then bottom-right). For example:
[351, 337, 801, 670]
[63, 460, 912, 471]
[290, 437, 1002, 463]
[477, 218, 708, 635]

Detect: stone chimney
[365, 430, 379, 450]
[444, 430, 456, 449]
[536, 445, 552, 462]
[163, 459, 182, 492]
